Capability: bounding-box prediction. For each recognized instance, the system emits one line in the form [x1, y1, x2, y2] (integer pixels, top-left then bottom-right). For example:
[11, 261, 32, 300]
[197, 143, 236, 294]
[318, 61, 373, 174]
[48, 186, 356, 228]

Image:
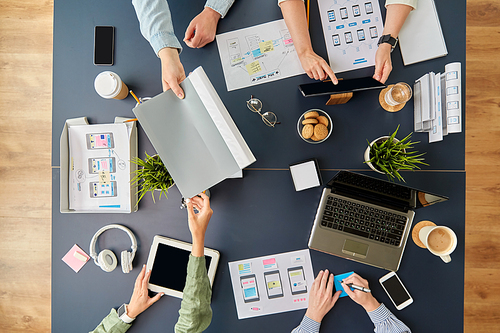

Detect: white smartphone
[379, 272, 413, 310]
[240, 274, 260, 303]
[287, 266, 307, 295]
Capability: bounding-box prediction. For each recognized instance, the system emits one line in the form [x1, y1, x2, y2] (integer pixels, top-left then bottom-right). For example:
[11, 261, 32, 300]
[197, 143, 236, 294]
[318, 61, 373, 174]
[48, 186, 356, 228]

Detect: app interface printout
[289, 268, 307, 293]
[265, 272, 283, 297]
[241, 276, 259, 301]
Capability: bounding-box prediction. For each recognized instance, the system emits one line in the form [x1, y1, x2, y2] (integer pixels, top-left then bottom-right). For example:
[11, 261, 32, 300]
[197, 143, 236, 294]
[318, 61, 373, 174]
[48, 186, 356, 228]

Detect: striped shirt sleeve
[291, 315, 321, 333]
[367, 303, 412, 333]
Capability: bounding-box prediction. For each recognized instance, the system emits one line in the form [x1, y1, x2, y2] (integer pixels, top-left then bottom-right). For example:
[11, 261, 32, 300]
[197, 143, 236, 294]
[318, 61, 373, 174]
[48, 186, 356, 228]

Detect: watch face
[117, 304, 126, 317]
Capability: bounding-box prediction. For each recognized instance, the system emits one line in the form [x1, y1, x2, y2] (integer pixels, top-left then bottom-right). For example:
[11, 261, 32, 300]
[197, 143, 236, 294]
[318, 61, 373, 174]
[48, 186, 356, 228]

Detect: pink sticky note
[62, 244, 90, 273]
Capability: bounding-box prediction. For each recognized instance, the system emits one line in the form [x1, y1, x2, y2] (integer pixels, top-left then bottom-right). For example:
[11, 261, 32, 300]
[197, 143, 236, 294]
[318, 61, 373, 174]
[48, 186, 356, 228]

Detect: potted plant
[364, 125, 428, 182]
[131, 152, 174, 204]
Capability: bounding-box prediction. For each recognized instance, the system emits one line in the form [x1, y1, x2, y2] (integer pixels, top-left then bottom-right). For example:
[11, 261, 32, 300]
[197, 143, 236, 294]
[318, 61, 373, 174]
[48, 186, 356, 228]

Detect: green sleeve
[89, 309, 132, 333]
[174, 255, 213, 333]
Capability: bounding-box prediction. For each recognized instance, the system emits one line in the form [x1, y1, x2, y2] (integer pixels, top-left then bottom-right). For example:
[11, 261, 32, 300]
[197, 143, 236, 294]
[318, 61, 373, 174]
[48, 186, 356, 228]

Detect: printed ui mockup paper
[216, 19, 305, 91]
[228, 249, 314, 319]
[317, 0, 384, 73]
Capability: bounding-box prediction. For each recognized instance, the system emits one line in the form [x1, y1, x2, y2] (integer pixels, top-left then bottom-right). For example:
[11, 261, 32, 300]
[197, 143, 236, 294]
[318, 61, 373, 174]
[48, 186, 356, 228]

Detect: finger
[190, 195, 204, 208]
[380, 65, 392, 84]
[142, 269, 152, 290]
[149, 292, 163, 305]
[323, 64, 338, 85]
[186, 199, 196, 220]
[320, 269, 329, 288]
[136, 265, 146, 285]
[326, 273, 334, 295]
[373, 63, 384, 83]
[168, 78, 185, 99]
[198, 192, 211, 208]
[184, 23, 196, 42]
[306, 69, 314, 80]
[331, 290, 342, 305]
[341, 280, 356, 298]
[313, 270, 323, 290]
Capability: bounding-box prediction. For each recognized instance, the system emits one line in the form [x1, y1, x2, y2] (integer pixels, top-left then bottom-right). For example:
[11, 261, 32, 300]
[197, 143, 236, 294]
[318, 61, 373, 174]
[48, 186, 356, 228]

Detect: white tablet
[146, 235, 220, 299]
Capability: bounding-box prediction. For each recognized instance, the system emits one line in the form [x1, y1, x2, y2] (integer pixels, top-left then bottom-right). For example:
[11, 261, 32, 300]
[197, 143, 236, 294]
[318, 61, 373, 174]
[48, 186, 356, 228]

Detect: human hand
[305, 269, 342, 323]
[373, 43, 393, 83]
[184, 7, 221, 48]
[158, 47, 186, 98]
[186, 192, 213, 257]
[298, 49, 338, 84]
[126, 265, 163, 318]
[341, 273, 380, 312]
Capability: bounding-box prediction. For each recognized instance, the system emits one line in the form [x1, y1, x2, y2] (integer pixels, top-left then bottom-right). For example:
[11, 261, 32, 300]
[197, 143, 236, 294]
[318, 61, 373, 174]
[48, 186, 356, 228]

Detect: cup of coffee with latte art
[418, 226, 457, 263]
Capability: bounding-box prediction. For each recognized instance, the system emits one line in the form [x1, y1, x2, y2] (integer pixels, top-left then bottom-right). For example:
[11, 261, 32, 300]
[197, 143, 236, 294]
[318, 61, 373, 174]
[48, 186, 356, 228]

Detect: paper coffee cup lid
[94, 71, 121, 98]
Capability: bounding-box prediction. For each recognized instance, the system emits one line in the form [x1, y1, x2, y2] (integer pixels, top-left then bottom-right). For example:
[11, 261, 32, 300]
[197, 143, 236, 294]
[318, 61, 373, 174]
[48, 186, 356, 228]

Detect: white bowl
[297, 109, 333, 144]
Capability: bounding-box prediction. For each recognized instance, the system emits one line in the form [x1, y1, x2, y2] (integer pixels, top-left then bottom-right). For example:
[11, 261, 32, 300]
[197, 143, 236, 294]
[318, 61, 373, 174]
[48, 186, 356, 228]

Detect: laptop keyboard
[320, 196, 407, 247]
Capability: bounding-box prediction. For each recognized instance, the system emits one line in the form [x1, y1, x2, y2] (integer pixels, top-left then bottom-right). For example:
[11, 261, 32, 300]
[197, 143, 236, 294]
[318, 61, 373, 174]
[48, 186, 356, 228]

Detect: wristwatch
[377, 34, 398, 52]
[117, 303, 135, 324]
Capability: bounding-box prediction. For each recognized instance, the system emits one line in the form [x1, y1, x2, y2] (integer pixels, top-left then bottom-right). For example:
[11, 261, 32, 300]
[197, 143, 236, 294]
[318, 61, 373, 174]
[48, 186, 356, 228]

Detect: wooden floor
[0, 0, 498, 332]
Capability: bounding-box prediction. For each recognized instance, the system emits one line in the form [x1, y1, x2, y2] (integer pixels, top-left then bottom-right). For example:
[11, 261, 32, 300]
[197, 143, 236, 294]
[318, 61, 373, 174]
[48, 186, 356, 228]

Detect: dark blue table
[52, 0, 466, 332]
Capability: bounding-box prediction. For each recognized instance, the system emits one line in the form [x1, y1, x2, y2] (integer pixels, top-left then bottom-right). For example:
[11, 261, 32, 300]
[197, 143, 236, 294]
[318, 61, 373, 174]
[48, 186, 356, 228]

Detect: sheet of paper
[444, 62, 462, 133]
[317, 0, 384, 73]
[290, 161, 321, 191]
[429, 73, 443, 143]
[216, 19, 305, 91]
[229, 249, 314, 319]
[68, 123, 131, 211]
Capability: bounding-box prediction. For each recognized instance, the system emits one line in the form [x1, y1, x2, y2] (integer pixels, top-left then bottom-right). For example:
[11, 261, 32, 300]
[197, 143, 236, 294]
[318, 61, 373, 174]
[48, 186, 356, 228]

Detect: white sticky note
[290, 161, 320, 191]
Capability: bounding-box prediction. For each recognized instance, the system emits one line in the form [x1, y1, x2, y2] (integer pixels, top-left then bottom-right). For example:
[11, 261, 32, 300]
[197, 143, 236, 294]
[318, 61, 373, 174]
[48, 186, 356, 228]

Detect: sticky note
[262, 258, 278, 269]
[291, 255, 305, 264]
[290, 160, 321, 191]
[238, 262, 252, 275]
[62, 244, 90, 273]
[246, 61, 262, 75]
[259, 40, 274, 53]
[334, 271, 354, 298]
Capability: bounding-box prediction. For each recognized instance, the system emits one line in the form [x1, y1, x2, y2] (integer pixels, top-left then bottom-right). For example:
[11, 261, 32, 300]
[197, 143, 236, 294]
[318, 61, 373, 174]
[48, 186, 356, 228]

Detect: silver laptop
[308, 171, 448, 271]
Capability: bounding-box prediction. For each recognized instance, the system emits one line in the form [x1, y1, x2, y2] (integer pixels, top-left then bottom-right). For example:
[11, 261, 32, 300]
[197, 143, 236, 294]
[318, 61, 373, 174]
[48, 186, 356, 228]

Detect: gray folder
[133, 67, 255, 198]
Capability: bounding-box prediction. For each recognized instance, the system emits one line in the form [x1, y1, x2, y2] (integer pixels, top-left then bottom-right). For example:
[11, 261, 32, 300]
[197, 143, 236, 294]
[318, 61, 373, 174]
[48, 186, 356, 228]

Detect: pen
[124, 118, 138, 123]
[341, 280, 371, 293]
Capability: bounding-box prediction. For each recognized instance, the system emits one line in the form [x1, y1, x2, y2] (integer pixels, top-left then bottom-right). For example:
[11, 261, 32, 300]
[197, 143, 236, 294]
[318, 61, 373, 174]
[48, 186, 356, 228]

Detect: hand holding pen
[341, 273, 380, 312]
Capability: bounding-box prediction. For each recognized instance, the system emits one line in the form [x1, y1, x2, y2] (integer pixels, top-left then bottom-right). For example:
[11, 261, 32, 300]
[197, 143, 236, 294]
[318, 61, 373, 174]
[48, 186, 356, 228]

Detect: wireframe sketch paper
[133, 67, 256, 199]
[68, 123, 132, 211]
[398, 0, 447, 65]
[317, 0, 384, 73]
[216, 19, 305, 91]
[228, 249, 314, 319]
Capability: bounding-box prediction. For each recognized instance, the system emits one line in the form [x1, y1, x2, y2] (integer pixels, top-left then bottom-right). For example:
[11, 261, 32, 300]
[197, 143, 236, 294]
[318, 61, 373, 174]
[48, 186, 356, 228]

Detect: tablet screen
[149, 243, 211, 292]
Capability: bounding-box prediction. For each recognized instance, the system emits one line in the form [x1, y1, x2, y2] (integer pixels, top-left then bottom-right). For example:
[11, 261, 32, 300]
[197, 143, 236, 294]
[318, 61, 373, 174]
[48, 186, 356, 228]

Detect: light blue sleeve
[291, 315, 321, 333]
[368, 303, 412, 333]
[205, 0, 235, 18]
[132, 0, 182, 56]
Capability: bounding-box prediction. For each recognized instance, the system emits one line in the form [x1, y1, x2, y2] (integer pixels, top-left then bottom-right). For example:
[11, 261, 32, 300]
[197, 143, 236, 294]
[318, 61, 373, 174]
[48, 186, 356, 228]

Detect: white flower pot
[364, 136, 401, 174]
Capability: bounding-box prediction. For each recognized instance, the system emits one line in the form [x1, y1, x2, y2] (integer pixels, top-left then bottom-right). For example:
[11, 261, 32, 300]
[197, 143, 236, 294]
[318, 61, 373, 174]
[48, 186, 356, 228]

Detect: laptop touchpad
[342, 239, 368, 259]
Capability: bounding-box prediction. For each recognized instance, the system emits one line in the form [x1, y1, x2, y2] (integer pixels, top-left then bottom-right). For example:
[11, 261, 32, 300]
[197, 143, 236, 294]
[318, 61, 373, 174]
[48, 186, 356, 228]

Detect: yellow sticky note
[99, 171, 110, 185]
[259, 40, 274, 53]
[246, 61, 262, 75]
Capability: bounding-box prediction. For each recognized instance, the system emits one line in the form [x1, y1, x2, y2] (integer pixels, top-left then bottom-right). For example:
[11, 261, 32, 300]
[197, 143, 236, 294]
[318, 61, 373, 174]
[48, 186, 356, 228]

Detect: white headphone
[89, 224, 138, 273]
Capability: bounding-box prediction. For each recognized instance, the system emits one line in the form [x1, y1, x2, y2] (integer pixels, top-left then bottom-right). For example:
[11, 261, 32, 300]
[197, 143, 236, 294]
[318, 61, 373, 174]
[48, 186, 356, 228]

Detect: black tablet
[299, 77, 386, 97]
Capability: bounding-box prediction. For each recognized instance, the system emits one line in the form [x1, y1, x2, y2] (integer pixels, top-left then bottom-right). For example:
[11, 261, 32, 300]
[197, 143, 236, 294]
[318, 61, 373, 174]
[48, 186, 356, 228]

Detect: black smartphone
[298, 77, 386, 97]
[94, 26, 115, 66]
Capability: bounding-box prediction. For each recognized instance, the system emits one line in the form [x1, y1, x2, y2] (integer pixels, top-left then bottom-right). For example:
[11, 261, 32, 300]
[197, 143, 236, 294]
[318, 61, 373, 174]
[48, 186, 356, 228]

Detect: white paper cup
[94, 71, 129, 100]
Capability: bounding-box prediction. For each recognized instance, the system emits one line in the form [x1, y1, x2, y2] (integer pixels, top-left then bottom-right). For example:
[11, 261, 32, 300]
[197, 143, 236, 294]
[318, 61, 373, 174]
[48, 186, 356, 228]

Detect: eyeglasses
[246, 96, 279, 127]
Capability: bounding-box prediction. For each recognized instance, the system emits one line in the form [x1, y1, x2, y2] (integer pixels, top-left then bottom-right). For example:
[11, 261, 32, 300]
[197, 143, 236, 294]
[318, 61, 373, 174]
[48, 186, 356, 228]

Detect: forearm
[280, 0, 312, 57]
[368, 303, 412, 333]
[381, 4, 413, 38]
[132, 0, 182, 55]
[205, 0, 235, 18]
[174, 255, 212, 333]
[89, 309, 131, 333]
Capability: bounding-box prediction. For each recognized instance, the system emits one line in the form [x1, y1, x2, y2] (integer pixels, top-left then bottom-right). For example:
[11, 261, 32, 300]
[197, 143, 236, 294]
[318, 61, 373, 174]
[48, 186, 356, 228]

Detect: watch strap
[378, 34, 398, 48]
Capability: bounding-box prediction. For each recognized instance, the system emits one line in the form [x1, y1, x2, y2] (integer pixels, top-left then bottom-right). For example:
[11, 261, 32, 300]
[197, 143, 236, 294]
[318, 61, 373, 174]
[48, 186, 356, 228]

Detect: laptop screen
[327, 171, 448, 212]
